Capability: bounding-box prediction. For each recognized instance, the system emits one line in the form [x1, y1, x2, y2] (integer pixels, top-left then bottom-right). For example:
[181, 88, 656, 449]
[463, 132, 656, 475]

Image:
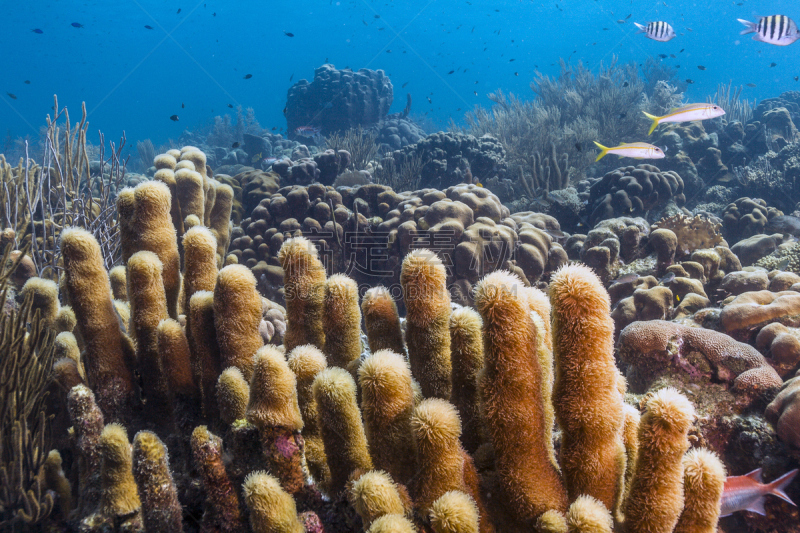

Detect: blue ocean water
[1, 0, 798, 154]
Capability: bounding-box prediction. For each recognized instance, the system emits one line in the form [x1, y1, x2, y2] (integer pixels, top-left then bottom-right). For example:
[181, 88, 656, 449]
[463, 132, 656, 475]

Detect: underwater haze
[2, 0, 798, 151]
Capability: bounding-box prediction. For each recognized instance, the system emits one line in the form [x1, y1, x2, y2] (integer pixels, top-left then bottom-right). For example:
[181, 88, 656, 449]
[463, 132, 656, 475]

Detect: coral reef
[386, 131, 507, 189]
[462, 59, 669, 189]
[285, 64, 393, 137]
[6, 111, 800, 533]
[228, 180, 570, 306]
[619, 320, 782, 401]
[588, 164, 685, 225]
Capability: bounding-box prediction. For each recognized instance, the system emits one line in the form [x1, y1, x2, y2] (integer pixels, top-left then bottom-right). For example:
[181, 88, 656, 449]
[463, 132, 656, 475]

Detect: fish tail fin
[643, 111, 661, 135]
[768, 469, 799, 507]
[738, 19, 757, 35]
[593, 141, 609, 161]
[634, 22, 646, 33]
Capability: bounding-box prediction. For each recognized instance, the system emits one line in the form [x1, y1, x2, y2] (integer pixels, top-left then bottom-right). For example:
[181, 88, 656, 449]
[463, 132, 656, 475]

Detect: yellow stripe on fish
[593, 141, 665, 161]
[642, 103, 726, 134]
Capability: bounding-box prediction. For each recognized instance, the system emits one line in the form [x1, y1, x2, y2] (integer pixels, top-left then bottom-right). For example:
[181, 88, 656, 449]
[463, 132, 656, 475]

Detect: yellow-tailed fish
[593, 141, 665, 161]
[643, 103, 725, 135]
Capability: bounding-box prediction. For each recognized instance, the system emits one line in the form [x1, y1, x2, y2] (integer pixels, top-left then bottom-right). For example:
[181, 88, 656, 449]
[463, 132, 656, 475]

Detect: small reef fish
[610, 273, 639, 286]
[144, 25, 154, 29]
[643, 103, 726, 135]
[593, 141, 665, 161]
[31, 28, 43, 34]
[169, 115, 179, 121]
[659, 272, 676, 284]
[7, 93, 17, 100]
[739, 16, 799, 46]
[71, 22, 84, 28]
[283, 31, 295, 37]
[634, 21, 676, 42]
[243, 74, 252, 79]
[720, 468, 797, 517]
[295, 126, 322, 139]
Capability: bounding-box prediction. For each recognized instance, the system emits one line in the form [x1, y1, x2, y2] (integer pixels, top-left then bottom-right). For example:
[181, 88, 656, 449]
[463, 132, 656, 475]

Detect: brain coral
[618, 320, 782, 400]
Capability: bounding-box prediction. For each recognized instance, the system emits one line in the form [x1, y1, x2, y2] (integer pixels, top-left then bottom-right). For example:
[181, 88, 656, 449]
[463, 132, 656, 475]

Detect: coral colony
[3, 57, 800, 533]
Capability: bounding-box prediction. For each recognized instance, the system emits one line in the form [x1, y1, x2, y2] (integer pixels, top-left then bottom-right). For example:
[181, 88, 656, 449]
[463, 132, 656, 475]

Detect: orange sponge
[673, 449, 725, 533]
[361, 286, 405, 355]
[279, 237, 327, 352]
[214, 265, 264, 380]
[182, 225, 218, 316]
[550, 264, 625, 510]
[209, 182, 234, 266]
[474, 270, 567, 525]
[624, 388, 695, 533]
[400, 249, 452, 399]
[358, 350, 417, 486]
[133, 181, 181, 319]
[188, 291, 223, 419]
[448, 307, 484, 454]
[313, 367, 373, 494]
[323, 274, 363, 372]
[61, 228, 136, 422]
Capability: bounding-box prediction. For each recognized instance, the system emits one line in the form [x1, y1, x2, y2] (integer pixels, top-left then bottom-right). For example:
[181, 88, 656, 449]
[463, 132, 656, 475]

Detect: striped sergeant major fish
[642, 103, 726, 135]
[738, 15, 799, 46]
[634, 21, 676, 42]
[593, 141, 665, 161]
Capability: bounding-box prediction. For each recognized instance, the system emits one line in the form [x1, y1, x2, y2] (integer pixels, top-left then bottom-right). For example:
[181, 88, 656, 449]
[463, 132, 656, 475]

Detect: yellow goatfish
[720, 468, 797, 517]
[593, 141, 665, 161]
[643, 103, 726, 134]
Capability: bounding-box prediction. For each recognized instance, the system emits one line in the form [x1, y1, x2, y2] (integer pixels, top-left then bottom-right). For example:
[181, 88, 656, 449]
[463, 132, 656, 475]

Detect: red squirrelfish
[593, 141, 665, 161]
[720, 468, 797, 517]
[643, 103, 726, 135]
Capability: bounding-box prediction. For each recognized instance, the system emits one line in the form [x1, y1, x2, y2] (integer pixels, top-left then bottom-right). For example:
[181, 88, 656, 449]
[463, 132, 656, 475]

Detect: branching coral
[0, 247, 57, 527]
[0, 98, 124, 280]
[462, 58, 668, 183]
